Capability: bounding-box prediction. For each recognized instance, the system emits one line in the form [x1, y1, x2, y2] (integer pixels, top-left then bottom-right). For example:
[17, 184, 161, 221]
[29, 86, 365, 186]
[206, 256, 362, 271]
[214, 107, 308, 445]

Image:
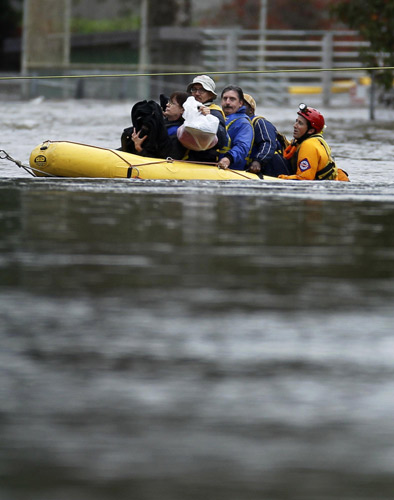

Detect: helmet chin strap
[297, 126, 316, 143]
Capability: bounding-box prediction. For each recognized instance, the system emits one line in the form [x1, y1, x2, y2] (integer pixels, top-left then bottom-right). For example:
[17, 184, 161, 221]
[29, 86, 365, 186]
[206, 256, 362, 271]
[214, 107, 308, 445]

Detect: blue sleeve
[253, 118, 277, 164]
[228, 118, 254, 170]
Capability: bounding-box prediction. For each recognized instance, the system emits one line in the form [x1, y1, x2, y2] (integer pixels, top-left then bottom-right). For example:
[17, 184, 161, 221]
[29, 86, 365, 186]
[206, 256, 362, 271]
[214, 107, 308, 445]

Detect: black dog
[121, 99, 171, 158]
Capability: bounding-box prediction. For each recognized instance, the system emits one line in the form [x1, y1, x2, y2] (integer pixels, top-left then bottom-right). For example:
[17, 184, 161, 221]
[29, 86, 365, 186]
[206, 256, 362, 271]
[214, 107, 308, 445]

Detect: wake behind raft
[29, 141, 281, 181]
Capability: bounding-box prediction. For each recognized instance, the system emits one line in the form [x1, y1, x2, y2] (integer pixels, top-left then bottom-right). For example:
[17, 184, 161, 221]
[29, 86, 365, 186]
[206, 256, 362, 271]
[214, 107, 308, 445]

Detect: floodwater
[1, 98, 394, 500]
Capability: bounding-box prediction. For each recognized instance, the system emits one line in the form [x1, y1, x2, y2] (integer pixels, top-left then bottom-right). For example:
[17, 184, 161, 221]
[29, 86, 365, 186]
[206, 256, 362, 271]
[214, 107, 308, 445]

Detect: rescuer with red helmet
[279, 103, 349, 181]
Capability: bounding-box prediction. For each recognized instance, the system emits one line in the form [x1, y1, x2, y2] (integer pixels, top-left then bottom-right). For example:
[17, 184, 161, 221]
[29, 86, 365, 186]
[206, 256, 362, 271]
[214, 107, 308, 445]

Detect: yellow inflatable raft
[29, 141, 281, 182]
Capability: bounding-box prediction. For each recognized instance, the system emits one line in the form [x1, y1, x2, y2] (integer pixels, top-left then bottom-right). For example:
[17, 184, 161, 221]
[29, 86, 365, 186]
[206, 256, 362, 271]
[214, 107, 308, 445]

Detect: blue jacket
[220, 107, 254, 170]
[250, 115, 281, 165]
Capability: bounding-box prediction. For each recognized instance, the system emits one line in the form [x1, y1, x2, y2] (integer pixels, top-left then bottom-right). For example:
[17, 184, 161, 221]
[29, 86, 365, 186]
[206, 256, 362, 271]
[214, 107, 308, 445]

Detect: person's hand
[131, 128, 147, 153]
[199, 105, 211, 116]
[217, 157, 231, 169]
[248, 161, 261, 174]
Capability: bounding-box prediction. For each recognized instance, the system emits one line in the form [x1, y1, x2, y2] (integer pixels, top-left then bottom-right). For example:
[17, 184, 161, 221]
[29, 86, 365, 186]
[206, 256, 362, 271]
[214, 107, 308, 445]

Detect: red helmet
[297, 103, 325, 133]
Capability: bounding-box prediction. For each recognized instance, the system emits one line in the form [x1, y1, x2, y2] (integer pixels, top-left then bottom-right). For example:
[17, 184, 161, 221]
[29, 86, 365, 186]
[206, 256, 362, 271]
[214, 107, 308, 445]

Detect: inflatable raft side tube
[30, 141, 282, 181]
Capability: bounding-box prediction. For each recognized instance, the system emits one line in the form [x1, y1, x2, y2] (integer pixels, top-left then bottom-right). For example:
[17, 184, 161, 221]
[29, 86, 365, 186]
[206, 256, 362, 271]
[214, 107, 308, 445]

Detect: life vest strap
[312, 135, 338, 180]
[316, 161, 337, 180]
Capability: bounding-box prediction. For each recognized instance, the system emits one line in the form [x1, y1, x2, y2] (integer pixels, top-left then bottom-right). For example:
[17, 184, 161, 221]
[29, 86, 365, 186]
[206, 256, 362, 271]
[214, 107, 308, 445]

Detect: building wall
[71, 0, 225, 23]
[72, 0, 140, 19]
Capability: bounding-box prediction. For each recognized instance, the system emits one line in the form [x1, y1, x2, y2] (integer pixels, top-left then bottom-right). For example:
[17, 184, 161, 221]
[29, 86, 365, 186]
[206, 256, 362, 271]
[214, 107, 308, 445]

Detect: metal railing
[201, 29, 369, 106]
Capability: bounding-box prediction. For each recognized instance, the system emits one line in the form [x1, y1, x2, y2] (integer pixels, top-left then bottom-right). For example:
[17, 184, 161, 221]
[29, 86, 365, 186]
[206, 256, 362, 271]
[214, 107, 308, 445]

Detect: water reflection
[1, 180, 394, 500]
[2, 182, 394, 306]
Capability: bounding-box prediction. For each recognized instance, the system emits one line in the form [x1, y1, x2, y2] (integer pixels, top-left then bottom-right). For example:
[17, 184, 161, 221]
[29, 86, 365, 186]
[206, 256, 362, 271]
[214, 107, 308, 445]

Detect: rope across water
[0, 66, 393, 81]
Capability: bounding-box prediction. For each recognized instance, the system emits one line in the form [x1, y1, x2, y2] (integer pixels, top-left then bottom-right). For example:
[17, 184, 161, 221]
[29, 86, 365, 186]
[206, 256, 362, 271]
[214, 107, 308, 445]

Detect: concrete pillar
[21, 0, 71, 97]
[322, 32, 333, 107]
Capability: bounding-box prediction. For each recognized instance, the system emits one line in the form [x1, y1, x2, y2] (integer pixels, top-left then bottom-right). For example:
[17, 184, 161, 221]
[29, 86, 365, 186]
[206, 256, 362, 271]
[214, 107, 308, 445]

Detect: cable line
[0, 66, 393, 81]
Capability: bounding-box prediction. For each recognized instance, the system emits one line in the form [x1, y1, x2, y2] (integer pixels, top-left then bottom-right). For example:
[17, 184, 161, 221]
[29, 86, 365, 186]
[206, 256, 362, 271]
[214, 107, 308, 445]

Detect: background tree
[199, 0, 339, 30]
[331, 0, 394, 90]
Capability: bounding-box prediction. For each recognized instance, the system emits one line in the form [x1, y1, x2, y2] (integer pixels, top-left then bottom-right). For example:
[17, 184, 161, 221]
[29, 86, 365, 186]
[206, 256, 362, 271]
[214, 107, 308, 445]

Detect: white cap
[186, 75, 217, 97]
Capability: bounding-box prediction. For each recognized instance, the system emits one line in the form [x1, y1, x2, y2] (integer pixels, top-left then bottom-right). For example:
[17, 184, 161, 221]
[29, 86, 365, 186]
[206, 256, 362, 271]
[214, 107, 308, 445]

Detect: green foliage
[331, 0, 394, 89]
[71, 16, 140, 34]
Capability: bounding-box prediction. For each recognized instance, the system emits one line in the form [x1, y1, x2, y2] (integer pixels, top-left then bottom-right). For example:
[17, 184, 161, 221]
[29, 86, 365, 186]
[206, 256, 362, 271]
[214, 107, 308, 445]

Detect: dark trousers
[261, 153, 293, 177]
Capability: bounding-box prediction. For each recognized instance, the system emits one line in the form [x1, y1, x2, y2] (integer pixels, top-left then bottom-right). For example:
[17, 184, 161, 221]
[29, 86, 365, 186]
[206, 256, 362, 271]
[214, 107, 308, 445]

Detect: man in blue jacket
[217, 85, 254, 171]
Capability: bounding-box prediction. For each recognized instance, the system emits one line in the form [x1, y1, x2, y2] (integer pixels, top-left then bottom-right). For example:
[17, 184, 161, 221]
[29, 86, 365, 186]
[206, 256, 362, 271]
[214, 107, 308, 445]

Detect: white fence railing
[201, 29, 369, 106]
